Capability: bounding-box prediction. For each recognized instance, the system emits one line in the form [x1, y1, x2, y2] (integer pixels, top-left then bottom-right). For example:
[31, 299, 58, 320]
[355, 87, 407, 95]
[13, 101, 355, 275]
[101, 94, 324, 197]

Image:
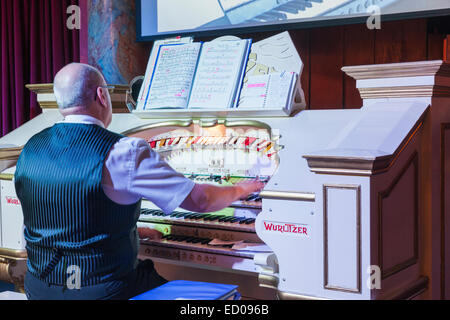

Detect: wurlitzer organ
[0, 39, 449, 299]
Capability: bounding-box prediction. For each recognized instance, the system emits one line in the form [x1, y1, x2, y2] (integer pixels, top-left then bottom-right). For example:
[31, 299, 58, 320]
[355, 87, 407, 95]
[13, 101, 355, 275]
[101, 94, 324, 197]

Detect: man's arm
[180, 180, 264, 213]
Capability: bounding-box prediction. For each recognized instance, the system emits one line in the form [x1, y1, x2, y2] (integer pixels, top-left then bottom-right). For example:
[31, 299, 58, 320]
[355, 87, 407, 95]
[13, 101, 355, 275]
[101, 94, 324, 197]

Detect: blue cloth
[15, 123, 141, 286]
[131, 280, 240, 300]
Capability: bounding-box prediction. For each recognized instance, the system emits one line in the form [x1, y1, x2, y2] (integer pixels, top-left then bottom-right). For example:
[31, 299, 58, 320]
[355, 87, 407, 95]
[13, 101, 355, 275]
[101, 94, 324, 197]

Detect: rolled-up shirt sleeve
[102, 137, 195, 214]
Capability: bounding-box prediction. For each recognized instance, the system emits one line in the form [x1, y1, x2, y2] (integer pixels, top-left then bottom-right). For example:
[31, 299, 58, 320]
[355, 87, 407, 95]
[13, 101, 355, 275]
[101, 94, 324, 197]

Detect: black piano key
[200, 238, 212, 245]
[183, 213, 197, 219]
[208, 215, 223, 222]
[245, 218, 256, 225]
[190, 213, 205, 219]
[229, 217, 241, 223]
[218, 216, 231, 222]
[222, 216, 236, 223]
[246, 194, 260, 201]
[239, 218, 253, 224]
[190, 238, 203, 244]
[176, 235, 191, 242]
[185, 237, 197, 243]
[193, 214, 209, 220]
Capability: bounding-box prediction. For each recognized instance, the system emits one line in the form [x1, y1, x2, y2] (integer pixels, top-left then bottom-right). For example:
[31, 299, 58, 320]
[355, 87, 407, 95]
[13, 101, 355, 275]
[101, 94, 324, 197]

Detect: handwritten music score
[145, 43, 201, 109]
[188, 40, 251, 109]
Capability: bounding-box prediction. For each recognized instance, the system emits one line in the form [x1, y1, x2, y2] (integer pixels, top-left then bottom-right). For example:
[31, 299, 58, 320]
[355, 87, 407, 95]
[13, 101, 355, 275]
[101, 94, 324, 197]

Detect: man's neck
[63, 114, 105, 128]
[60, 107, 106, 128]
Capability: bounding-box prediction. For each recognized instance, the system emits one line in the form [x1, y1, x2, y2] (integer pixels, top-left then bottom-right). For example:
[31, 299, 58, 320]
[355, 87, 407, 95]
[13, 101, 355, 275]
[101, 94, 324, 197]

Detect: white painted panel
[0, 180, 25, 250]
[325, 185, 360, 292]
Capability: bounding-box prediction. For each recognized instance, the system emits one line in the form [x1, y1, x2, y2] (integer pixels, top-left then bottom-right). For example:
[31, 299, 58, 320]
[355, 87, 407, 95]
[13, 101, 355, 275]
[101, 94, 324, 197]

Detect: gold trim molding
[26, 83, 130, 110]
[0, 173, 14, 181]
[0, 248, 27, 259]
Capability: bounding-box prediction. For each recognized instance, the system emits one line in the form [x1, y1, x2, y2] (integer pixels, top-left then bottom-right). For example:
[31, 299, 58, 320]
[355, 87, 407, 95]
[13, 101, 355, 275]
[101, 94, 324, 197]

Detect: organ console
[0, 54, 449, 298]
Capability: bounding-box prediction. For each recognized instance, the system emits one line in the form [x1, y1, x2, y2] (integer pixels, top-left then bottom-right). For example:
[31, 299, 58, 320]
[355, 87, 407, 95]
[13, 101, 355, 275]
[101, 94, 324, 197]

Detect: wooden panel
[343, 25, 375, 109]
[378, 153, 418, 279]
[445, 35, 450, 62]
[427, 33, 444, 61]
[375, 19, 427, 64]
[309, 26, 344, 110]
[440, 124, 450, 300]
[290, 29, 310, 109]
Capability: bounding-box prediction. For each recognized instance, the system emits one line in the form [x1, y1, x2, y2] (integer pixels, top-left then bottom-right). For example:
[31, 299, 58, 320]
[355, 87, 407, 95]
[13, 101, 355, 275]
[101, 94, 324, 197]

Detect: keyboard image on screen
[217, 0, 352, 25]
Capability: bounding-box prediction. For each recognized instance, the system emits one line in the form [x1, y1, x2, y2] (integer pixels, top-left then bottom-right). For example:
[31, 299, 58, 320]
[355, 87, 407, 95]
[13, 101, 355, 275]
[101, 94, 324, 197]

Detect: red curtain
[0, 0, 80, 137]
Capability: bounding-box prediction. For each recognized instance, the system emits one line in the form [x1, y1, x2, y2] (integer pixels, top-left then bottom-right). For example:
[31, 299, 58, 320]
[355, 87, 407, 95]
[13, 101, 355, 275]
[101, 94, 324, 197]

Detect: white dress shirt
[61, 115, 195, 214]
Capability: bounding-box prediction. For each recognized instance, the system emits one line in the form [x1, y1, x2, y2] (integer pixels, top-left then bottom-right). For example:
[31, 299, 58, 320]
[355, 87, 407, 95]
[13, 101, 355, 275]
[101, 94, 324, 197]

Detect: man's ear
[97, 87, 107, 108]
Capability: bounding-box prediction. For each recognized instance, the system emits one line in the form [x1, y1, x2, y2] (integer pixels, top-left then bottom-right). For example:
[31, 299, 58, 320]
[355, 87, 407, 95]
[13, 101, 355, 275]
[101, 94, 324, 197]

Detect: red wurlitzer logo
[5, 196, 21, 206]
[263, 221, 309, 236]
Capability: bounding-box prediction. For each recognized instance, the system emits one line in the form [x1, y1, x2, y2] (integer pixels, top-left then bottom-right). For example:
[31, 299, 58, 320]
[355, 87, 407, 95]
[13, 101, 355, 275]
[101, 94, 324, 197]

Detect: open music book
[142, 38, 252, 110]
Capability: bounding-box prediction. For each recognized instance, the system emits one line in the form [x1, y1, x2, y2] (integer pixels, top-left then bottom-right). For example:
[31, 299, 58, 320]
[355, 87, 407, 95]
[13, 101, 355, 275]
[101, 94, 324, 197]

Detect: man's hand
[234, 180, 265, 200]
[138, 227, 163, 240]
[180, 179, 266, 213]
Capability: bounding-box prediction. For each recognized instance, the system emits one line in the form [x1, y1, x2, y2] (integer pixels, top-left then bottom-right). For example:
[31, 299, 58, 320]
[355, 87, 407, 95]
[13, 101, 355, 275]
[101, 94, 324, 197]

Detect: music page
[145, 43, 202, 109]
[188, 40, 250, 109]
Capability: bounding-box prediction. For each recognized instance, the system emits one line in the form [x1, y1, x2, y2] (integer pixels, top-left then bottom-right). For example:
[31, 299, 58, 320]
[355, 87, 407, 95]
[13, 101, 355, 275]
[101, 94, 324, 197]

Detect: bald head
[54, 63, 105, 110]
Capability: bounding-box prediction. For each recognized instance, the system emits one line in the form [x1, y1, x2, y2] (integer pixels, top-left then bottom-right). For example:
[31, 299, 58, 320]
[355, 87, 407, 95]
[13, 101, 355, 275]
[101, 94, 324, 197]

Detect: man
[14, 63, 263, 300]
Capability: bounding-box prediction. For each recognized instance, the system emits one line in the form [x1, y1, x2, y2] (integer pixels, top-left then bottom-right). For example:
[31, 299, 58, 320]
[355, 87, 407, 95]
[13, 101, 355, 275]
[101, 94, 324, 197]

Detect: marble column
[87, 0, 151, 84]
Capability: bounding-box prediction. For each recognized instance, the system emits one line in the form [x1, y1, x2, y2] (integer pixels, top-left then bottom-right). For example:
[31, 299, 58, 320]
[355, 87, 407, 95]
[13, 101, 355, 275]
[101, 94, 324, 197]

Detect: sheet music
[188, 40, 250, 109]
[238, 72, 296, 109]
[238, 74, 270, 108]
[265, 72, 296, 109]
[138, 37, 193, 111]
[145, 43, 202, 109]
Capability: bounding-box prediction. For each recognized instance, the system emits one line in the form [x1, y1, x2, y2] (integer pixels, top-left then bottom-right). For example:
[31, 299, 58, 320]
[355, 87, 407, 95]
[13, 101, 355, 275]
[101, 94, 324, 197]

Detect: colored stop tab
[150, 141, 157, 149]
[245, 137, 257, 147]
